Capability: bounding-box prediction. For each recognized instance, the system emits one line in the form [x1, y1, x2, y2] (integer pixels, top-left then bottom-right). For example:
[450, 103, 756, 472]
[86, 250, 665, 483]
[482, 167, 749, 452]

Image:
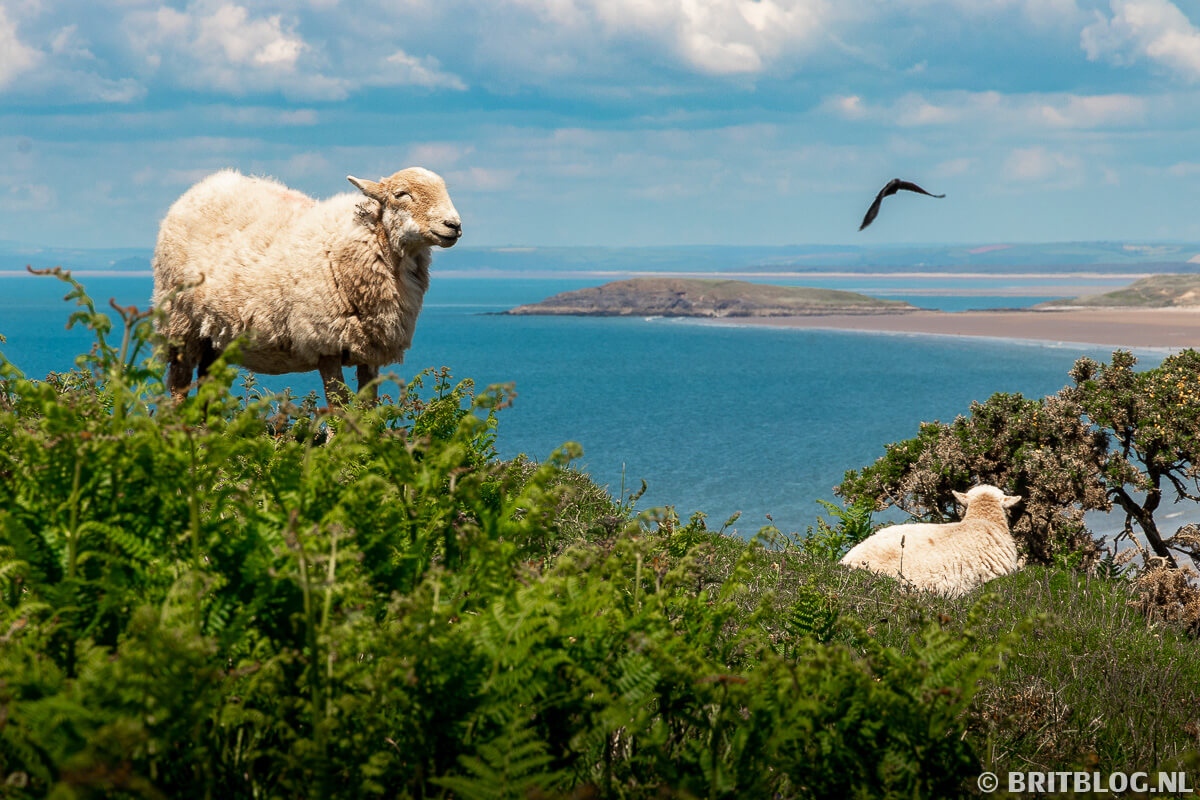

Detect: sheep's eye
[393, 190, 411, 201]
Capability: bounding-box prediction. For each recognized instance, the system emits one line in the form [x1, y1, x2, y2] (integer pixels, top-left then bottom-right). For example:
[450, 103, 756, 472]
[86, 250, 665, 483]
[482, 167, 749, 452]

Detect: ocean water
[0, 273, 1157, 536]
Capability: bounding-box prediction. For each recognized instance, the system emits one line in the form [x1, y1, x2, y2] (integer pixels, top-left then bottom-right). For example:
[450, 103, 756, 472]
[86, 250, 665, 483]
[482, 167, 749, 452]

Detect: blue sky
[3, 0, 1200, 248]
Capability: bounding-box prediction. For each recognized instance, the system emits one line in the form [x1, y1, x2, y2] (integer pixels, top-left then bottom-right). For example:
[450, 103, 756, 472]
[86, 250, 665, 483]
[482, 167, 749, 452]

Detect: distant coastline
[704, 308, 1200, 350]
[0, 267, 1153, 283]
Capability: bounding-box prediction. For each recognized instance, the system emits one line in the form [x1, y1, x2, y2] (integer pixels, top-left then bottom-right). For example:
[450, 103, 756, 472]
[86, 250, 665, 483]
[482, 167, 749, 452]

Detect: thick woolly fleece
[152, 167, 460, 400]
[839, 485, 1023, 597]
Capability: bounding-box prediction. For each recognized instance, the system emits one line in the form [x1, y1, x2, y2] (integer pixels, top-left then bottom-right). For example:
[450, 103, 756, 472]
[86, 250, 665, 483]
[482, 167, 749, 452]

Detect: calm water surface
[0, 274, 1152, 535]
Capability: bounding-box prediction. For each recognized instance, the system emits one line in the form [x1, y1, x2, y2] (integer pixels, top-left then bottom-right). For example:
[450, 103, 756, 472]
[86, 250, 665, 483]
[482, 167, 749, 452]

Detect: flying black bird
[858, 179, 945, 231]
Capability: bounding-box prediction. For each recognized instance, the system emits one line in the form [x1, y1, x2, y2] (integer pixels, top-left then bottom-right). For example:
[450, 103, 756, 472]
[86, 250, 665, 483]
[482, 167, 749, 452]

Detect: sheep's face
[348, 168, 462, 250]
[952, 485, 1022, 511]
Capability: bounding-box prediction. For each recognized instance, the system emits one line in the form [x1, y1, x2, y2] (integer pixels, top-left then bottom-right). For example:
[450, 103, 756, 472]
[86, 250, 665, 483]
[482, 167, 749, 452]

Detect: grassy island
[505, 277, 918, 317]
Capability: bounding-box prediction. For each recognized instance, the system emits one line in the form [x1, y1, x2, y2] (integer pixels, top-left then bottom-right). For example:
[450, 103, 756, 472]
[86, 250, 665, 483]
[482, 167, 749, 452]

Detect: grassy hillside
[507, 277, 917, 316]
[1048, 273, 1200, 307]
[2, 272, 1198, 797]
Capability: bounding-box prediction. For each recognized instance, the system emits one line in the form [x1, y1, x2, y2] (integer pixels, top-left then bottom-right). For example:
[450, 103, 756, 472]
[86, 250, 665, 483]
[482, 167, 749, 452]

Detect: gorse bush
[0, 272, 1024, 798]
[839, 349, 1200, 572]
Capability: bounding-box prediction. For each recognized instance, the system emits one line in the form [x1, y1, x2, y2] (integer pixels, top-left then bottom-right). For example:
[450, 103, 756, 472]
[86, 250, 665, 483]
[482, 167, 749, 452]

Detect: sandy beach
[710, 307, 1200, 349]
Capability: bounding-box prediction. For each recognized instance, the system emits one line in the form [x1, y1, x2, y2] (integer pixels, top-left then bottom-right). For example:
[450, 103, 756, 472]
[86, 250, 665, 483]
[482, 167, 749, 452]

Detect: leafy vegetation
[839, 349, 1200, 572]
[2, 272, 1200, 797]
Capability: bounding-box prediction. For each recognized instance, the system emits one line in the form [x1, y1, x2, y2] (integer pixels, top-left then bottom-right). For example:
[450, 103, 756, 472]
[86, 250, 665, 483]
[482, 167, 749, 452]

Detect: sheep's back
[153, 171, 315, 295]
[152, 170, 322, 355]
[840, 521, 943, 567]
[840, 518, 1020, 596]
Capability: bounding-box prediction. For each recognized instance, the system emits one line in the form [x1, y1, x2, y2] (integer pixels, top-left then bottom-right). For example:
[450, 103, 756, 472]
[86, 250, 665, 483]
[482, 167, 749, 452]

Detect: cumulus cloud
[49, 24, 94, 60]
[0, 6, 40, 88]
[825, 90, 1148, 128]
[447, 166, 519, 191]
[279, 151, 329, 176]
[509, 0, 828, 75]
[0, 181, 55, 211]
[924, 0, 1083, 27]
[932, 157, 974, 177]
[1082, 0, 1200, 81]
[192, 3, 305, 69]
[383, 49, 467, 90]
[1004, 145, 1081, 181]
[128, 1, 332, 96]
[834, 94, 868, 119]
[216, 106, 319, 126]
[405, 142, 474, 168]
[1034, 92, 1147, 125]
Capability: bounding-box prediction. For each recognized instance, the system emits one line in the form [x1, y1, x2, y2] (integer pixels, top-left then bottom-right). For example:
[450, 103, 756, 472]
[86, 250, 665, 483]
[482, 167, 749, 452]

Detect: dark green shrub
[0, 272, 1023, 798]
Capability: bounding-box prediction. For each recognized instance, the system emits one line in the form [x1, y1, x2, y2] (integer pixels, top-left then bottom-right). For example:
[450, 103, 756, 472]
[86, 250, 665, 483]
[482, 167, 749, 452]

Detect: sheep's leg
[167, 345, 194, 401]
[356, 365, 379, 404]
[195, 338, 218, 379]
[318, 355, 350, 408]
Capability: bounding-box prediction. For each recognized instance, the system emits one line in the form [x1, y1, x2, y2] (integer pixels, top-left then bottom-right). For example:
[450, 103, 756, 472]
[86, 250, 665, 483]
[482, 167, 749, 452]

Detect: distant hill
[505, 278, 917, 317]
[6, 240, 1200, 275]
[1042, 274, 1200, 308]
[0, 241, 152, 272]
[435, 243, 1200, 274]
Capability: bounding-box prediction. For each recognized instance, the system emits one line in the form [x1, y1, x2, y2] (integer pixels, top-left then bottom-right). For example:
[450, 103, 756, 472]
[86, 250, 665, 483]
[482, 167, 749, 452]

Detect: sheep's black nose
[444, 219, 461, 232]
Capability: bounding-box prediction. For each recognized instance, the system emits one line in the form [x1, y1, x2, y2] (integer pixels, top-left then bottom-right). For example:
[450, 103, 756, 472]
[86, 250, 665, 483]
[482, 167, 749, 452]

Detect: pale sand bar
[710, 308, 1200, 349]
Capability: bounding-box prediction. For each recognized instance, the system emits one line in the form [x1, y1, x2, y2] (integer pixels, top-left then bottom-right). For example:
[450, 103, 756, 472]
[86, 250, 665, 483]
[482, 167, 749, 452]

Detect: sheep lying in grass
[839, 485, 1022, 597]
[152, 167, 462, 405]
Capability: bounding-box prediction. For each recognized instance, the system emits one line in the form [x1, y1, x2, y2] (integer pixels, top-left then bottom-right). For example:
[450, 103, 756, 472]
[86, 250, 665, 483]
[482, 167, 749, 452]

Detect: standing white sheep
[839, 485, 1023, 597]
[152, 167, 462, 405]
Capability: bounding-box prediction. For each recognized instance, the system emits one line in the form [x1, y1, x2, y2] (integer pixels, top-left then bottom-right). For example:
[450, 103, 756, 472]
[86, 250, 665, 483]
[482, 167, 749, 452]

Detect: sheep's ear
[1002, 494, 1022, 509]
[952, 490, 969, 507]
[347, 175, 385, 203]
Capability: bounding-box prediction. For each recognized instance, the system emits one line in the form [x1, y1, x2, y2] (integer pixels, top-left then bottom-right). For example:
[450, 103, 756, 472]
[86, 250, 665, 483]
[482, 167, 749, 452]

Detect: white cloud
[1034, 92, 1147, 125]
[0, 6, 40, 88]
[907, 0, 1082, 25]
[163, 167, 224, 186]
[1082, 0, 1200, 81]
[1004, 145, 1081, 181]
[50, 25, 94, 60]
[216, 106, 319, 126]
[932, 157, 974, 177]
[826, 90, 1148, 129]
[1168, 161, 1200, 176]
[279, 151, 328, 176]
[383, 49, 467, 90]
[0, 11, 144, 105]
[130, 1, 329, 96]
[70, 74, 146, 103]
[510, 0, 828, 76]
[195, 4, 305, 68]
[447, 166, 518, 191]
[0, 181, 55, 211]
[406, 142, 474, 167]
[835, 94, 868, 119]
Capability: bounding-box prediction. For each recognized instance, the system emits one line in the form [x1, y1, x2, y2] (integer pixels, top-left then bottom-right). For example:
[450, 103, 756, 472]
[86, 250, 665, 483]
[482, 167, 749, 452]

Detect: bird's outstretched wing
[892, 180, 945, 199]
[858, 192, 886, 231]
[859, 178, 945, 230]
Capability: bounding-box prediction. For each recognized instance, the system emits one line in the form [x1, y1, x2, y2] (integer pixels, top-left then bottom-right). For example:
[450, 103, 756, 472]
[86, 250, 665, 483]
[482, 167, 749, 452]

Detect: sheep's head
[348, 167, 462, 250]
[953, 485, 1022, 512]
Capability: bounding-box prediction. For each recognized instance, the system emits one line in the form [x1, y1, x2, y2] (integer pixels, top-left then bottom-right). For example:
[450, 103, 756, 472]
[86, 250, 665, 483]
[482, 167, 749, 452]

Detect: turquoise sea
[0, 272, 1158, 535]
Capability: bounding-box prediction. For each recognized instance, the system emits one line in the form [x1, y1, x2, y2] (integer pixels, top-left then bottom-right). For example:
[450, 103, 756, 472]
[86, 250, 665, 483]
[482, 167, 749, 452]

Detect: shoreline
[0, 267, 1154, 282]
[703, 308, 1200, 350]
